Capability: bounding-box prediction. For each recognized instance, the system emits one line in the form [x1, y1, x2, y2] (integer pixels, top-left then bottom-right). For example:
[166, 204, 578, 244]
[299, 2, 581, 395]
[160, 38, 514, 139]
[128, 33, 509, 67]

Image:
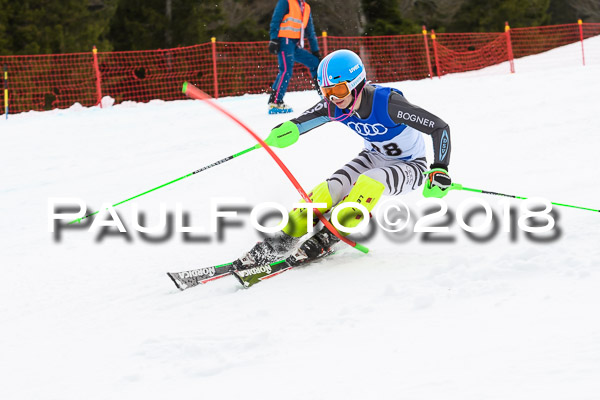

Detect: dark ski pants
[271, 38, 320, 103]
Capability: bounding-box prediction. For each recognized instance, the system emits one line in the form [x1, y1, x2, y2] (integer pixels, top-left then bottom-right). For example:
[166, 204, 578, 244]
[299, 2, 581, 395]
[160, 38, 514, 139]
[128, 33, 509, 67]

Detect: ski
[167, 262, 235, 291]
[168, 243, 338, 291]
[232, 248, 336, 288]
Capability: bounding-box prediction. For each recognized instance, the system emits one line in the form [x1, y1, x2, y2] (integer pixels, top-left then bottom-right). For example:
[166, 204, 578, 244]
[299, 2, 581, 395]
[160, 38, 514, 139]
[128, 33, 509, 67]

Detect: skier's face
[331, 94, 354, 109]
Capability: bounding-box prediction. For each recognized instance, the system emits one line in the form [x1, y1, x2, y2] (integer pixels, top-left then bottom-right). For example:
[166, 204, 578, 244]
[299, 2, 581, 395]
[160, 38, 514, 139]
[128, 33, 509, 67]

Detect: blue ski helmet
[317, 49, 366, 91]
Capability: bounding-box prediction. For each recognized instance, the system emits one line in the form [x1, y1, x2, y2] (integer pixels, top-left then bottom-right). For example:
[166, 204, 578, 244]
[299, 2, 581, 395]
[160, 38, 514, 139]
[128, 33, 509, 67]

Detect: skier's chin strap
[326, 80, 368, 123]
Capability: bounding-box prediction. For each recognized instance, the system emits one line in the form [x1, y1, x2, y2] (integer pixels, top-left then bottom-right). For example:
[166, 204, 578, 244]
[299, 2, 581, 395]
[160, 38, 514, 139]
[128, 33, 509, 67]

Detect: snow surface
[1, 37, 600, 400]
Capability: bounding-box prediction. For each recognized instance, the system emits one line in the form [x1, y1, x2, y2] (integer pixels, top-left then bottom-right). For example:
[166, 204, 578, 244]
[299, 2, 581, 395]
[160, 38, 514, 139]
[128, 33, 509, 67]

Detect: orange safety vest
[278, 0, 311, 40]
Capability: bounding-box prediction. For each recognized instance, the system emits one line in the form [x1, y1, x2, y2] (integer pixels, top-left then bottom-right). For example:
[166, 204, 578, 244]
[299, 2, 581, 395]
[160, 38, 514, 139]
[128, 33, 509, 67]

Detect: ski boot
[233, 232, 300, 271]
[288, 227, 340, 267]
[267, 88, 293, 114]
[268, 100, 293, 114]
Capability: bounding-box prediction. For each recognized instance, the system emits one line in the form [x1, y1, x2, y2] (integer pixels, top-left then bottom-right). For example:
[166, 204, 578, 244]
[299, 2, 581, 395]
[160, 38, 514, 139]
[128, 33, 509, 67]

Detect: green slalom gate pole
[69, 144, 260, 224]
[450, 183, 600, 213]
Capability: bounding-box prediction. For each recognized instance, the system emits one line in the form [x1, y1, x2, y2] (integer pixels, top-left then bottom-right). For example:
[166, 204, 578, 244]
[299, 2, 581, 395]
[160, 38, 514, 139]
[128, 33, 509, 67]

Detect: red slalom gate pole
[92, 46, 103, 107]
[578, 19, 586, 66]
[3, 64, 8, 119]
[422, 26, 434, 79]
[431, 30, 441, 79]
[505, 22, 515, 73]
[182, 82, 369, 254]
[211, 37, 219, 99]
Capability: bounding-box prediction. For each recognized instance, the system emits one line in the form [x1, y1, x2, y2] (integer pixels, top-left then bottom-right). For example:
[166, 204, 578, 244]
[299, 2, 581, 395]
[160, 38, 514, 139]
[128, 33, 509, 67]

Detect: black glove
[311, 50, 322, 61]
[428, 169, 452, 191]
[422, 165, 452, 198]
[268, 40, 280, 55]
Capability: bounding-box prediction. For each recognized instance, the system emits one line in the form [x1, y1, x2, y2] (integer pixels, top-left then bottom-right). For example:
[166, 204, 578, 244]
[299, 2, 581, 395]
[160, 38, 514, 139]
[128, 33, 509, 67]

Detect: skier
[267, 0, 322, 114]
[234, 49, 452, 270]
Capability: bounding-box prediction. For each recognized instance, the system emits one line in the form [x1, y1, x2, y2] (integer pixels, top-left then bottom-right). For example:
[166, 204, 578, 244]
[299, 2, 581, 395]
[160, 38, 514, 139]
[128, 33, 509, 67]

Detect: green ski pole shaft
[452, 183, 600, 213]
[69, 144, 260, 224]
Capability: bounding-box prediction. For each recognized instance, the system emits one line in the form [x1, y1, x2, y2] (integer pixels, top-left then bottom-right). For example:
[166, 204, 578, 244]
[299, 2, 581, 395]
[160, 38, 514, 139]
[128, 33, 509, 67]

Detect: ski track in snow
[1, 37, 600, 400]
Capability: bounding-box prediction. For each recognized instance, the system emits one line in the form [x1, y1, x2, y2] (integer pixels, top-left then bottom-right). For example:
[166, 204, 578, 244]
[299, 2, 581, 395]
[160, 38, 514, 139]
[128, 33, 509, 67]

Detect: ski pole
[450, 183, 599, 212]
[183, 82, 369, 254]
[68, 144, 261, 224]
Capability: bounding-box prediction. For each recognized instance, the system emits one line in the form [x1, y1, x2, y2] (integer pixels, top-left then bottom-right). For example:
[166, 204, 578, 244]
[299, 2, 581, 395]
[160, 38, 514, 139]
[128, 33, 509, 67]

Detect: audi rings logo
[347, 122, 388, 136]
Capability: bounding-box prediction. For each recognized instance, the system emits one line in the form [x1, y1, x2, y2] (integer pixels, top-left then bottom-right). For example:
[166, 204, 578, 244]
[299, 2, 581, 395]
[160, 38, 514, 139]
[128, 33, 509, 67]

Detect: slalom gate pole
[182, 82, 369, 254]
[68, 144, 260, 224]
[3, 64, 7, 119]
[450, 183, 599, 213]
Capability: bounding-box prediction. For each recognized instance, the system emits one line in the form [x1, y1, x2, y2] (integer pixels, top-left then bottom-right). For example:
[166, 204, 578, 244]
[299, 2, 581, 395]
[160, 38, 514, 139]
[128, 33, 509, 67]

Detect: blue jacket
[269, 0, 320, 52]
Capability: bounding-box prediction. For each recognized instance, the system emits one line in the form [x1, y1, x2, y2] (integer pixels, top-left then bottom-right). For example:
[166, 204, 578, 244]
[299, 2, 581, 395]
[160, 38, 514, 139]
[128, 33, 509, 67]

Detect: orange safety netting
[512, 23, 585, 58]
[98, 43, 214, 104]
[1, 23, 599, 115]
[429, 32, 507, 76]
[325, 34, 430, 84]
[1, 52, 98, 113]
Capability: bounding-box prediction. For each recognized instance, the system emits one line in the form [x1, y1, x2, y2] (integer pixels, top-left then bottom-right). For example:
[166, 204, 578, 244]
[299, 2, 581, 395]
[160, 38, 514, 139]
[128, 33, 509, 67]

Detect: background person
[267, 0, 322, 114]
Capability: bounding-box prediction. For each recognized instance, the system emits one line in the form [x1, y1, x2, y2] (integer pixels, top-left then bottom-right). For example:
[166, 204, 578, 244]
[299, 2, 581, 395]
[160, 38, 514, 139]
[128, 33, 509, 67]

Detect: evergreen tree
[310, 0, 364, 36]
[450, 0, 551, 32]
[408, 0, 467, 33]
[179, 0, 225, 44]
[571, 0, 600, 22]
[108, 0, 168, 51]
[218, 0, 269, 42]
[108, 0, 225, 51]
[1, 0, 116, 55]
[361, 0, 419, 36]
[0, 0, 586, 56]
[0, 0, 12, 54]
[548, 0, 578, 24]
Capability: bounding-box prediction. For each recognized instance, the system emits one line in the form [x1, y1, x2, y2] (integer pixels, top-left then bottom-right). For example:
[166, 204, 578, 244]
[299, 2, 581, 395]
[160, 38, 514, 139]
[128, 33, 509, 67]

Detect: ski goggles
[320, 70, 367, 101]
[321, 82, 352, 101]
